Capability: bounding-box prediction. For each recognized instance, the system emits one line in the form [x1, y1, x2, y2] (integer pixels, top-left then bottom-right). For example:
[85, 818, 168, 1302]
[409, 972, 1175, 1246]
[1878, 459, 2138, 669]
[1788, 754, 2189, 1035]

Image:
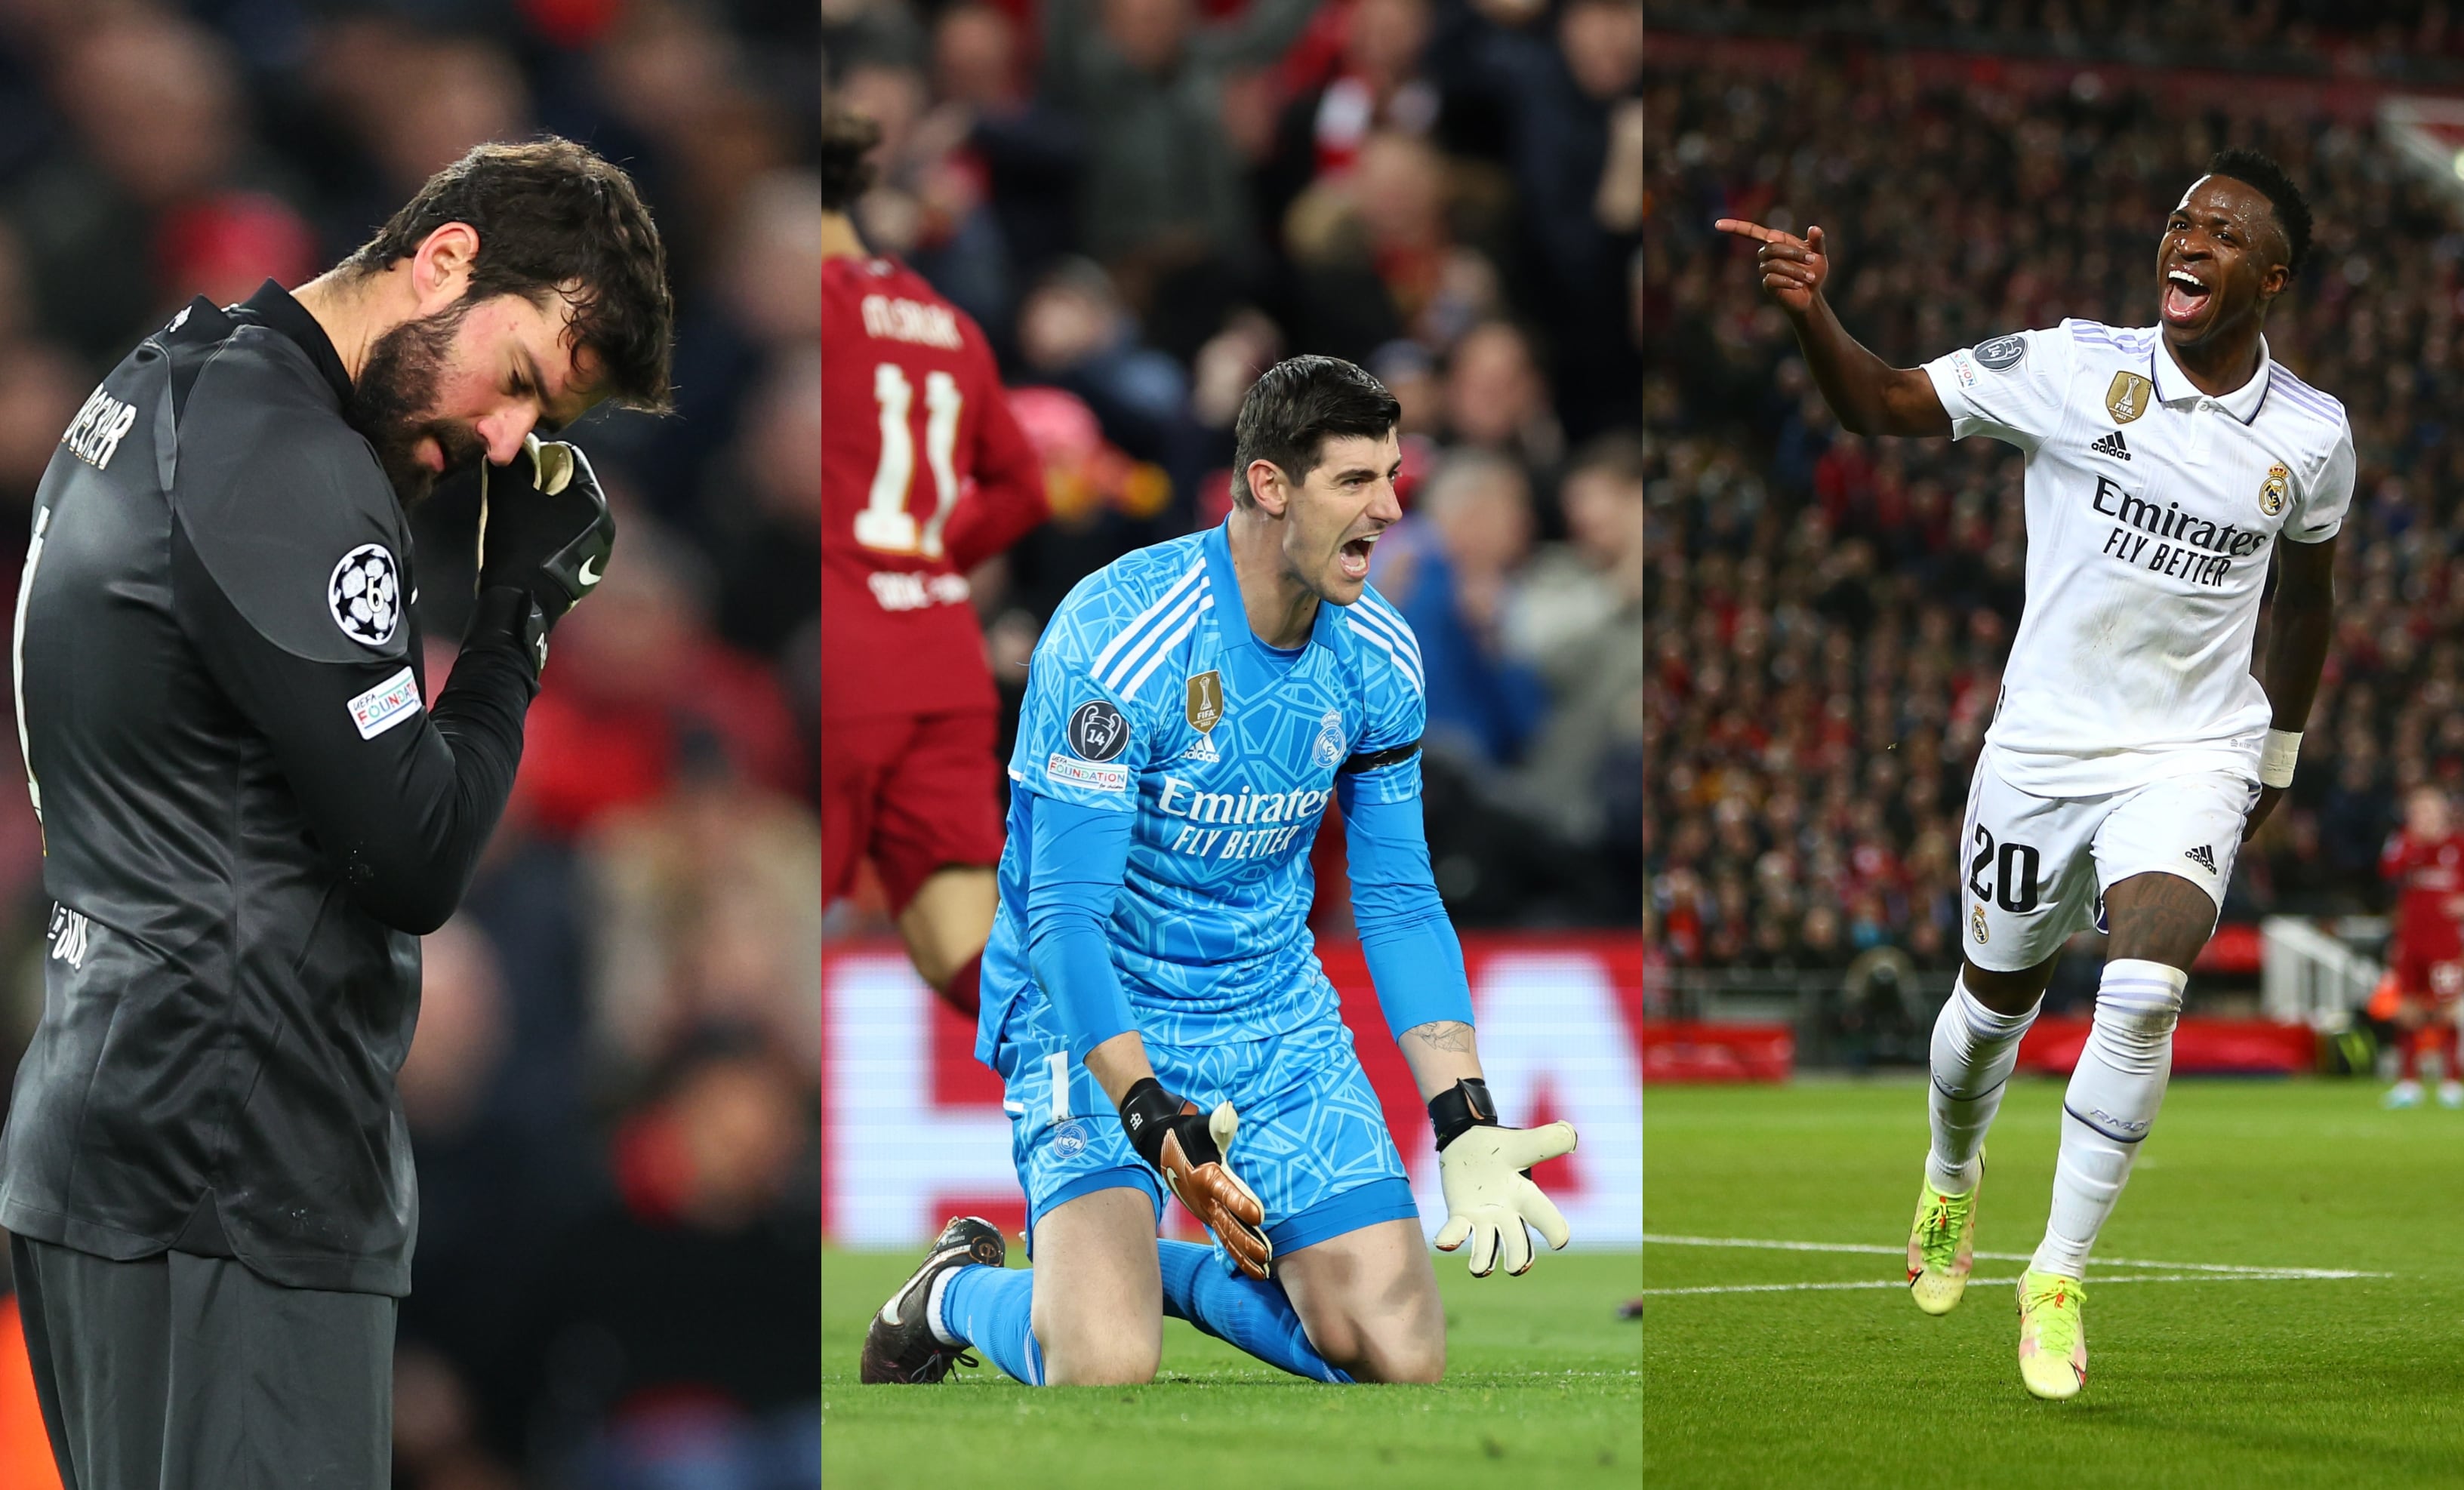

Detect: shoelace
[909, 1347, 981, 1383]
[1916, 1191, 1962, 1261]
[2022, 1279, 2083, 1354]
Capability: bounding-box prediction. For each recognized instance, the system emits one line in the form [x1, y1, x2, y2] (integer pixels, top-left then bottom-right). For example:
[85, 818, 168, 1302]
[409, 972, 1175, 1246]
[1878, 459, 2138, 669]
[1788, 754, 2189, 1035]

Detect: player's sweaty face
[2156, 176, 2282, 344]
[1283, 431, 1404, 605]
[347, 290, 593, 507]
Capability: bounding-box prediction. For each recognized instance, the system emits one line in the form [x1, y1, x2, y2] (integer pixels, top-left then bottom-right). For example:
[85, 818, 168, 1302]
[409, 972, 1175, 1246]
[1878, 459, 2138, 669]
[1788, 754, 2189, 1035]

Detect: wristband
[1427, 1077, 1499, 1153]
[1117, 1076, 1179, 1170]
[466, 585, 550, 682]
[2259, 729, 2302, 789]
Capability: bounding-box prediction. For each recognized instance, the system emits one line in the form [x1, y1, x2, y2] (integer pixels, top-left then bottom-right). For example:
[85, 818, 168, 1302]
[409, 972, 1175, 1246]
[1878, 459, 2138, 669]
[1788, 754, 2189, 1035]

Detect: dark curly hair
[2204, 147, 2313, 279]
[821, 106, 882, 214]
[341, 137, 673, 412]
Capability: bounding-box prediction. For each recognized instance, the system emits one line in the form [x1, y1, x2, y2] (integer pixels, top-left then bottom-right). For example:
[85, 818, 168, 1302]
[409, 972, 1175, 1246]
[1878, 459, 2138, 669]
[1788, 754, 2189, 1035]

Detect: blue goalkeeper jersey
[979, 519, 1428, 1057]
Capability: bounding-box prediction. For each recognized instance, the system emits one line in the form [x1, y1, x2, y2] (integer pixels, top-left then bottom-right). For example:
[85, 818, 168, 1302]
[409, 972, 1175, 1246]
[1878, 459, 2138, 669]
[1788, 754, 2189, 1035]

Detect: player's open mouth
[415, 435, 445, 473]
[2162, 269, 2213, 325]
[1338, 534, 1376, 580]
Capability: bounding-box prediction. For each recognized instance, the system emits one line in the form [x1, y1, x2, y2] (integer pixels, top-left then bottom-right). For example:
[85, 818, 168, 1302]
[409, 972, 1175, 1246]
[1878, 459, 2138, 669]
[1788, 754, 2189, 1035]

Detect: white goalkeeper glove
[1428, 1077, 1578, 1277]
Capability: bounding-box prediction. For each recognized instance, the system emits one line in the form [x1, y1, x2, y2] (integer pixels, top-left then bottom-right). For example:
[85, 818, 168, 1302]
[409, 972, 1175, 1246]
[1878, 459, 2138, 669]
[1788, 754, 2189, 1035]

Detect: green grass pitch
[821, 1242, 1641, 1488]
[1646, 1078, 2464, 1488]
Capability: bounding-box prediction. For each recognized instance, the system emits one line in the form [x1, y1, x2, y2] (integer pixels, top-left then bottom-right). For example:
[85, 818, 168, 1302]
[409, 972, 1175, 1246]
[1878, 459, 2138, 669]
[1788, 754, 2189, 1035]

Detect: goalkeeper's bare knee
[1038, 1331, 1160, 1387]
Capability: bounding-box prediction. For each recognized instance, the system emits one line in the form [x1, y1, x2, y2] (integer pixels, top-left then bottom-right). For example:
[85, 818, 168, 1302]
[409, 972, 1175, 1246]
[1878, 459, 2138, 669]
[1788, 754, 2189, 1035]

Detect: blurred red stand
[1641, 1022, 1794, 1083]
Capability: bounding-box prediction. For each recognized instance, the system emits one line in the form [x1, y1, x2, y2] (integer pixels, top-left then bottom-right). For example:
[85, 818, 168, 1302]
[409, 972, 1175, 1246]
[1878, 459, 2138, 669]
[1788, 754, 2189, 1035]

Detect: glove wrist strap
[1428, 1076, 1498, 1153]
[1117, 1076, 1178, 1171]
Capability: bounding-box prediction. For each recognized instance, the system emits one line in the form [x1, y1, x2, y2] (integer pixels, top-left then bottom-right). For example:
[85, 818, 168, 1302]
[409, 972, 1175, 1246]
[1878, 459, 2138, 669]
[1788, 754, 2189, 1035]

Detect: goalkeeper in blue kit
[860, 356, 1579, 1387]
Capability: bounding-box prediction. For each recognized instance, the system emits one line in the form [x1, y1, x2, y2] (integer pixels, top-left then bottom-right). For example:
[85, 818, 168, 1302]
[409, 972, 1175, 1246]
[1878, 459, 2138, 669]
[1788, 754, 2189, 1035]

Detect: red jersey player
[2376, 784, 2464, 1107]
[821, 109, 1048, 1017]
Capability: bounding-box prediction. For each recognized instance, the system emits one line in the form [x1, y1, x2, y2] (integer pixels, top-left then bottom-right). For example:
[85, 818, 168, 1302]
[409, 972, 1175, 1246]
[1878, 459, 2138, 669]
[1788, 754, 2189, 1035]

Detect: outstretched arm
[1341, 783, 1578, 1276]
[1713, 220, 1951, 439]
[2246, 534, 2336, 840]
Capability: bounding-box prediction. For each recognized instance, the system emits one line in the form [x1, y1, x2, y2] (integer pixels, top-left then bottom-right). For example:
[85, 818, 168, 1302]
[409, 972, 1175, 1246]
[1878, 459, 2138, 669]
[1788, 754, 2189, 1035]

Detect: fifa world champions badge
[2105, 371, 2153, 423]
[1186, 670, 1224, 733]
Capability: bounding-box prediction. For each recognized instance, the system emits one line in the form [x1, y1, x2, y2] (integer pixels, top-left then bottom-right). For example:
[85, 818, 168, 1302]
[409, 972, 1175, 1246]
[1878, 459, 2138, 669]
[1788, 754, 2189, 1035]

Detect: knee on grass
[1309, 1314, 1446, 1384]
[1039, 1331, 1160, 1387]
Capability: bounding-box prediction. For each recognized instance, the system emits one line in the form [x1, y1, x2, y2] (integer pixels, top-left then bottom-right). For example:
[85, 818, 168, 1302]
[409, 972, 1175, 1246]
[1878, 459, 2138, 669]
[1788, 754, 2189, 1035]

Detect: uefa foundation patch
[347, 666, 423, 740]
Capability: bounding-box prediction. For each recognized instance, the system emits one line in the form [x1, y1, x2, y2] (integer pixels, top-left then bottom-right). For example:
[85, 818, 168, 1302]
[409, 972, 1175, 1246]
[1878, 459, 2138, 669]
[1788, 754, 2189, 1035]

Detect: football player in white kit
[1717, 148, 2352, 1400]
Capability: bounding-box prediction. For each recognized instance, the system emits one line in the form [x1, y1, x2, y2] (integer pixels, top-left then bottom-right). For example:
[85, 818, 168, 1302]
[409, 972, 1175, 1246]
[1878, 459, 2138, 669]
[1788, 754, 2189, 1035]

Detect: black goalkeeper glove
[476, 434, 614, 673]
[1118, 1076, 1273, 1280]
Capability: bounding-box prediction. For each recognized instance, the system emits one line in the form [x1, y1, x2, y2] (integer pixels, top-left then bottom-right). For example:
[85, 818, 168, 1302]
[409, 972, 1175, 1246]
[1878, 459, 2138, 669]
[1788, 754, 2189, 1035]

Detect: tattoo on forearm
[1408, 1021, 1474, 1053]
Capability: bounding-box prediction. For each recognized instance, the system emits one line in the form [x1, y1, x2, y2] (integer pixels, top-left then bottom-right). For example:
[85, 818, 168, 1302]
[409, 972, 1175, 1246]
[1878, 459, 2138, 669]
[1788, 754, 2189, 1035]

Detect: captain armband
[1340, 738, 1421, 775]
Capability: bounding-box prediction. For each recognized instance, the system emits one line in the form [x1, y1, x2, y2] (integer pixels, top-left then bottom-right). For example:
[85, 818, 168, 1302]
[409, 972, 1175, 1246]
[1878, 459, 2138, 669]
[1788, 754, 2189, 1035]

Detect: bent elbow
[340, 859, 467, 936]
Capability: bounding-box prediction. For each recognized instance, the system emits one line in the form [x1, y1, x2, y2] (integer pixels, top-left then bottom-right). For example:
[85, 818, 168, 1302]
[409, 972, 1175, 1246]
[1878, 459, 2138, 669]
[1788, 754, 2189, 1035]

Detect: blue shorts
[996, 1009, 1417, 1270]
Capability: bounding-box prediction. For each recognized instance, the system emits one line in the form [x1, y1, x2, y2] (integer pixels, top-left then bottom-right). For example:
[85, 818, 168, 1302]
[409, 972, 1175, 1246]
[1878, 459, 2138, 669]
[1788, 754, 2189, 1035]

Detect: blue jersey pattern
[980, 521, 1427, 1059]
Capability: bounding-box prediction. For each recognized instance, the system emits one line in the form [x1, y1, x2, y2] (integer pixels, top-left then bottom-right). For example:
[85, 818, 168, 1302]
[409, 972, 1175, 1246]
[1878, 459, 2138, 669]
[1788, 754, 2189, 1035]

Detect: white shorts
[1957, 751, 2259, 972]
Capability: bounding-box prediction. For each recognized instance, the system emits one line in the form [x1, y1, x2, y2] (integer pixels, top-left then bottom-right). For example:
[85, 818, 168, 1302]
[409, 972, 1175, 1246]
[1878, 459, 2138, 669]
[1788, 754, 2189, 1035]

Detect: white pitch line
[1642, 1233, 2382, 1280]
[1640, 1272, 2373, 1297]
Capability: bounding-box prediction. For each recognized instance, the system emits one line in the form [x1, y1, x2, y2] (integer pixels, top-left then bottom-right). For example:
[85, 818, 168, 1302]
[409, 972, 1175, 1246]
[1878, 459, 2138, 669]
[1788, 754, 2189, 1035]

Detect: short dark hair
[2204, 148, 2312, 278]
[821, 106, 882, 213]
[342, 137, 673, 411]
[1230, 356, 1401, 509]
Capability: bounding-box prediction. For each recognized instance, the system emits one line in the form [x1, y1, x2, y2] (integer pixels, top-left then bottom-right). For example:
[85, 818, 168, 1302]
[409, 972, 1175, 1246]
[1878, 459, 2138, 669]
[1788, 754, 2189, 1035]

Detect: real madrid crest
[2105, 371, 2153, 424]
[1971, 904, 1990, 944]
[2259, 462, 2289, 519]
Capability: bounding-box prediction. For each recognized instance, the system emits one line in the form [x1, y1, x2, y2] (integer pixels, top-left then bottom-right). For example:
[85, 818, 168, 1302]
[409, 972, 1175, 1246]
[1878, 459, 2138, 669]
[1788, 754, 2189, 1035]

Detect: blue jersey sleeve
[1010, 572, 1166, 811]
[1338, 785, 1474, 1041]
[1334, 587, 1465, 1039]
[1025, 796, 1141, 1061]
[1337, 586, 1428, 808]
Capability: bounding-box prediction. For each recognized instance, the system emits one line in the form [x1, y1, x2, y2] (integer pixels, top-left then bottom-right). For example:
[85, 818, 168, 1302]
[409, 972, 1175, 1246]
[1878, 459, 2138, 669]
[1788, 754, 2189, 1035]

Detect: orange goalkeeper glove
[1119, 1076, 1272, 1280]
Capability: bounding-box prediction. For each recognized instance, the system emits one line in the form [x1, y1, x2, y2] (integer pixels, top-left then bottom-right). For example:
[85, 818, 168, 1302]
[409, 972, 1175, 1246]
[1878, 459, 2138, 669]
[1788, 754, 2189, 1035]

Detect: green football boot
[2016, 1269, 2089, 1401]
[1905, 1158, 1981, 1316]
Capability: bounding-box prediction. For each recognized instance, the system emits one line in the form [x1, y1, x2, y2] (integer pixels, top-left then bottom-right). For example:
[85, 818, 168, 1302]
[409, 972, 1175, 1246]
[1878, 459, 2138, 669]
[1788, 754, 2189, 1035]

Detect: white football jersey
[1923, 320, 2355, 796]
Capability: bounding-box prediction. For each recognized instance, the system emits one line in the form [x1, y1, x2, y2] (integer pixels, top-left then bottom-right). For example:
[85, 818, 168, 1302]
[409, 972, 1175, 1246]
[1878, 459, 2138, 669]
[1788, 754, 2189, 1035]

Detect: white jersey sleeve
[1921, 326, 2077, 454]
[2284, 417, 2355, 544]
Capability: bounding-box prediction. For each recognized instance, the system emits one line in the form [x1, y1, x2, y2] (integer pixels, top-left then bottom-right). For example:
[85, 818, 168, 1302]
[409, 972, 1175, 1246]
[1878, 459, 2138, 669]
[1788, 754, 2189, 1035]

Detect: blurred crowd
[0, 2, 818, 1486]
[1647, 56, 2464, 972]
[824, 0, 1646, 929]
[1666, 0, 2464, 78]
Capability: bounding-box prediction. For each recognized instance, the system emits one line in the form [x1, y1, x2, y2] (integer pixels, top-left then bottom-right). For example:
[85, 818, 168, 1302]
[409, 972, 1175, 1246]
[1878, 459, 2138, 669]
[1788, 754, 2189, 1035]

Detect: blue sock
[1156, 1239, 1354, 1384]
[935, 1264, 1045, 1385]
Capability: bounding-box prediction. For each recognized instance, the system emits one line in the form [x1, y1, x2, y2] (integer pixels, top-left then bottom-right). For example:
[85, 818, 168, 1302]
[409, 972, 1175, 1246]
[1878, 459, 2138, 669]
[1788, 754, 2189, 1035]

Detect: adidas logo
[2185, 844, 2216, 872]
[2091, 430, 2131, 461]
[1178, 735, 1220, 763]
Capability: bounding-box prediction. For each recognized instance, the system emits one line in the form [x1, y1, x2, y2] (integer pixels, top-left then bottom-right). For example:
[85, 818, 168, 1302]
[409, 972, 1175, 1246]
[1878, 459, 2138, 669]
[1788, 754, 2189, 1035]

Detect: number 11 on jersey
[855, 362, 963, 559]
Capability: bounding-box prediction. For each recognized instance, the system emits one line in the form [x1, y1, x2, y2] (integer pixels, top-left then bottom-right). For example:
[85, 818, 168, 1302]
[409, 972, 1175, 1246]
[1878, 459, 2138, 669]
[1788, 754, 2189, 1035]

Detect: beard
[346, 297, 488, 508]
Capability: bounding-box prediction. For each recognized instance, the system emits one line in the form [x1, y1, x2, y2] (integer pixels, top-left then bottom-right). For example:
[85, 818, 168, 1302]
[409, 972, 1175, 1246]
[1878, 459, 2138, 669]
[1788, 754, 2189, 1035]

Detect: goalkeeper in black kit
[0, 138, 671, 1488]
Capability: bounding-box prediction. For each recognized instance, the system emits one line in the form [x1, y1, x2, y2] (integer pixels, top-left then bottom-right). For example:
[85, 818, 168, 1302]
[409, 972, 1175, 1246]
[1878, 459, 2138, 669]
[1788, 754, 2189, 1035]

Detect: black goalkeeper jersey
[0, 281, 539, 1295]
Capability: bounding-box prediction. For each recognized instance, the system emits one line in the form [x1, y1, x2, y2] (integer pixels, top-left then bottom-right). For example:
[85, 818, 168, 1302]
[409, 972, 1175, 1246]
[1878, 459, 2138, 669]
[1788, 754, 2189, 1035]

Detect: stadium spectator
[1037, 0, 1321, 353]
[929, 4, 1083, 287]
[1372, 448, 1549, 767]
[1504, 433, 1645, 851]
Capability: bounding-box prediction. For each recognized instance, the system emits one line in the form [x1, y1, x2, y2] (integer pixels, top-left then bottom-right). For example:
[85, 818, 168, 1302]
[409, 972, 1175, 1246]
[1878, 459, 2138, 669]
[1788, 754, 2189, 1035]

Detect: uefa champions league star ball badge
[328, 544, 402, 648]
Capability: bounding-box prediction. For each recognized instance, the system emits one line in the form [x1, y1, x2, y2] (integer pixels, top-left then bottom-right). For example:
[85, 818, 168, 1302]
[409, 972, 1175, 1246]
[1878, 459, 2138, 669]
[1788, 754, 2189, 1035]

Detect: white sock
[1926, 976, 2040, 1194]
[2033, 958, 2186, 1279]
[926, 1267, 965, 1347]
